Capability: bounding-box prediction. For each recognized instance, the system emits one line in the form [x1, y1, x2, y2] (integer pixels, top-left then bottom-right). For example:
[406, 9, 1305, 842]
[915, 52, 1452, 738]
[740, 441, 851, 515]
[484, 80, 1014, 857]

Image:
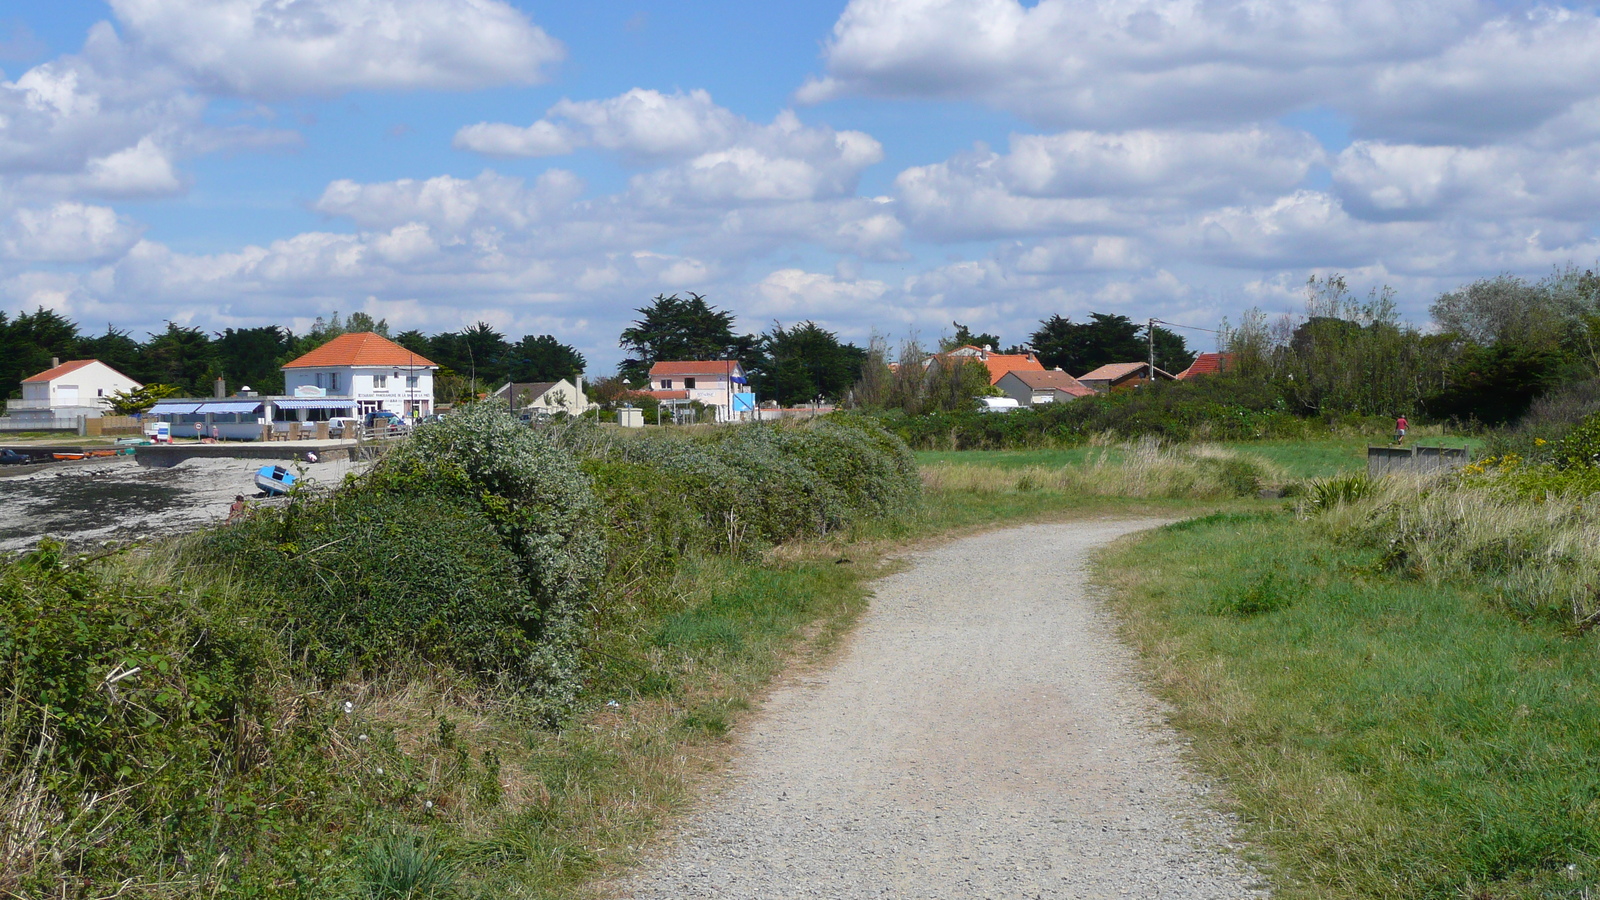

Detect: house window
[685, 377, 696, 389]
[315, 373, 325, 389]
[661, 379, 673, 389]
[329, 372, 341, 392]
[97, 388, 104, 397]
[374, 375, 387, 389]
[406, 375, 419, 388]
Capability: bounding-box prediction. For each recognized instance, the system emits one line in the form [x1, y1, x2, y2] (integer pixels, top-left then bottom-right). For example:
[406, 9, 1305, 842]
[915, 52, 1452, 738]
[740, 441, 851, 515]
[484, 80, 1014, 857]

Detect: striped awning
[195, 400, 263, 414]
[148, 402, 200, 415]
[271, 398, 357, 409]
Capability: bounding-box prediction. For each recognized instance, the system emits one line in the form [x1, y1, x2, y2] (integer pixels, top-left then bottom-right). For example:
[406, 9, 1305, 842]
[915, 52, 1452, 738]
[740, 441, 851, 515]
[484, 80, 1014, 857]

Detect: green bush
[203, 493, 537, 687]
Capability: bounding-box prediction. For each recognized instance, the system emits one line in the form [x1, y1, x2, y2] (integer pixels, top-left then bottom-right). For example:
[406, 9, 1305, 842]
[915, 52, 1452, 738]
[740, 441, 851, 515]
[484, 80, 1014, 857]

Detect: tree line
[1222, 266, 1600, 425]
[0, 311, 586, 406]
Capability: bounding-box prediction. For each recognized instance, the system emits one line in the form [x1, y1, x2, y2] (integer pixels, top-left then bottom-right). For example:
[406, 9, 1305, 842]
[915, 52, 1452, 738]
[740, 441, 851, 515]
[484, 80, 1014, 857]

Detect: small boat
[254, 465, 298, 495]
[52, 452, 85, 461]
[86, 449, 118, 458]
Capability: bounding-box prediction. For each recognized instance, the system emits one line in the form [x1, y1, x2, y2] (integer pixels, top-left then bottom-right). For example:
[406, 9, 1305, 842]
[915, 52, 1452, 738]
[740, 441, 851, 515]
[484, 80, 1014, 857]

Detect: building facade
[644, 360, 754, 422]
[7, 359, 141, 424]
[281, 332, 438, 417]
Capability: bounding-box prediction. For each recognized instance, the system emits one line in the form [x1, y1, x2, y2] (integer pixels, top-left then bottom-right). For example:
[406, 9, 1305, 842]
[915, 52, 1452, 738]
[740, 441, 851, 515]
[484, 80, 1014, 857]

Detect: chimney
[51, 357, 59, 368]
[214, 377, 226, 398]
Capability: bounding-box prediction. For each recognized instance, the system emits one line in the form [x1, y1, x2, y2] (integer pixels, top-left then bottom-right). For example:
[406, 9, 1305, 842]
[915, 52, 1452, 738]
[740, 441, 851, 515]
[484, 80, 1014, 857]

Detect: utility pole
[1148, 317, 1156, 383]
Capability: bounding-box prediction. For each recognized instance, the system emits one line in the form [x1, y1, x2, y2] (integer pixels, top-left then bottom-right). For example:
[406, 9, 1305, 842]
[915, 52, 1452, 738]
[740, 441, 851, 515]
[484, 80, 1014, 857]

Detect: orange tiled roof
[1176, 353, 1236, 380]
[282, 332, 438, 369]
[648, 360, 742, 377]
[22, 359, 103, 383]
[936, 345, 1045, 385]
[1001, 369, 1096, 397]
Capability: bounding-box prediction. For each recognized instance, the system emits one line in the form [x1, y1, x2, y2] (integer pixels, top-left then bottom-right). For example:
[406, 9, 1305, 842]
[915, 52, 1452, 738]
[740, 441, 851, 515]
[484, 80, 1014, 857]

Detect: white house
[8, 359, 141, 424]
[643, 360, 755, 423]
[281, 332, 438, 418]
[491, 377, 591, 416]
[995, 369, 1096, 407]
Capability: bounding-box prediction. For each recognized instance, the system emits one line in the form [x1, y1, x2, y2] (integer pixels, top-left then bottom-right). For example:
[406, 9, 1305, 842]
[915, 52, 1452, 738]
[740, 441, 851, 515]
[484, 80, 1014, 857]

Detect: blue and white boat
[254, 464, 297, 495]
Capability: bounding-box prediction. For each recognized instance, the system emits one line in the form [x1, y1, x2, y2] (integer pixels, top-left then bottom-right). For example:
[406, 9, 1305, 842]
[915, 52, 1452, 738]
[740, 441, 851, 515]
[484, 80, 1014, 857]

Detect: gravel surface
[617, 520, 1269, 899]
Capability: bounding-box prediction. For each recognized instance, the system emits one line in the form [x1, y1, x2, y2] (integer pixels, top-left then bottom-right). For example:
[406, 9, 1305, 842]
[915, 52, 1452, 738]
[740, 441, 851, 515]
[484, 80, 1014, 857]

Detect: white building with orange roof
[7, 358, 141, 424]
[644, 360, 754, 422]
[281, 332, 439, 418]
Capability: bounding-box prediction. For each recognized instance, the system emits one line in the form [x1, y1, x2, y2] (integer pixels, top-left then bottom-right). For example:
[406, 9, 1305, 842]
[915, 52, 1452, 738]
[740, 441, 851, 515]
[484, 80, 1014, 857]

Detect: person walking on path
[1395, 415, 1409, 445]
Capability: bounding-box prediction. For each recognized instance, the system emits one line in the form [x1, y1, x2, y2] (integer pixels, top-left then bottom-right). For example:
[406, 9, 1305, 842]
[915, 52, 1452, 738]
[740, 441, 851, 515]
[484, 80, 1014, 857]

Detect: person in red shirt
[1394, 415, 1409, 445]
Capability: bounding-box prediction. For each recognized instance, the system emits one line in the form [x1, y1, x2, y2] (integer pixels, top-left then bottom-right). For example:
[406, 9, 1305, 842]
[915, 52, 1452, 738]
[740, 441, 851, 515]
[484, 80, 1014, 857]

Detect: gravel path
[617, 520, 1269, 899]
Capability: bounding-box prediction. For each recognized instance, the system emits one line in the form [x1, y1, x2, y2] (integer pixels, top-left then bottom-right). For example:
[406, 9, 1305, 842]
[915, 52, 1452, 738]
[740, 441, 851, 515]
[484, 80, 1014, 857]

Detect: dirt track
[617, 520, 1268, 899]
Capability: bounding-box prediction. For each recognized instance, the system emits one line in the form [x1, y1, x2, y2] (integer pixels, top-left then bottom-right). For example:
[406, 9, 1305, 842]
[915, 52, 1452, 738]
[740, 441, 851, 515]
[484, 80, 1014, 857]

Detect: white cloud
[1, 202, 142, 262]
[109, 0, 563, 99]
[1334, 139, 1600, 222]
[314, 169, 585, 235]
[895, 126, 1321, 239]
[455, 88, 738, 159]
[803, 0, 1600, 144]
[749, 268, 889, 319]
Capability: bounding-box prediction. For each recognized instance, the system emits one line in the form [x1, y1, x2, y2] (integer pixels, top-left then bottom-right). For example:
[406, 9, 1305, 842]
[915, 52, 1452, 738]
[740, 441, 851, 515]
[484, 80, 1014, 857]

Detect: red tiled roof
[1001, 369, 1096, 397]
[22, 359, 102, 383]
[648, 360, 742, 377]
[1176, 352, 1236, 380]
[282, 332, 438, 369]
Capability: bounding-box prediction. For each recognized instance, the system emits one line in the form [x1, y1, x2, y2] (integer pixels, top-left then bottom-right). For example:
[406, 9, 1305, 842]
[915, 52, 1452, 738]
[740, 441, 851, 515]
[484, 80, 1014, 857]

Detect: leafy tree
[430, 323, 510, 395]
[751, 321, 865, 405]
[78, 326, 144, 382]
[0, 307, 81, 399]
[1028, 313, 1147, 375]
[943, 321, 1002, 352]
[106, 383, 183, 415]
[142, 323, 221, 395]
[344, 312, 389, 336]
[618, 293, 755, 385]
[393, 329, 433, 357]
[507, 334, 586, 383]
[215, 326, 293, 395]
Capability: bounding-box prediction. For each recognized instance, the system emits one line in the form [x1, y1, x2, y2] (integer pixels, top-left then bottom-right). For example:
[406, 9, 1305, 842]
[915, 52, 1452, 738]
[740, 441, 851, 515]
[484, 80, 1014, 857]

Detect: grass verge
[1099, 509, 1600, 900]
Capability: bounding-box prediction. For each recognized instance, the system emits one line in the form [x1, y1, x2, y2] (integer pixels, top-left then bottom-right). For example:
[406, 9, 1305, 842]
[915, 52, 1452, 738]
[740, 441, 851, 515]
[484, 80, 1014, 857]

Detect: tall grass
[921, 438, 1282, 500]
[1307, 470, 1600, 627]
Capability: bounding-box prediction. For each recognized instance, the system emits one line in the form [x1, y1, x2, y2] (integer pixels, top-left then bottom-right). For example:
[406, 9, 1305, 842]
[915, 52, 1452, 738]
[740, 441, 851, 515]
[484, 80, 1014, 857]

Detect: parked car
[326, 416, 360, 437]
[975, 397, 1021, 413]
[0, 448, 30, 465]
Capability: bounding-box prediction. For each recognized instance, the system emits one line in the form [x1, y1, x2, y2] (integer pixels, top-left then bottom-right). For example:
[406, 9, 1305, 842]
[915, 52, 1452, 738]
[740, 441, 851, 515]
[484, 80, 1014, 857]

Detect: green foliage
[749, 320, 865, 405]
[508, 333, 586, 383]
[353, 830, 461, 900]
[204, 493, 539, 686]
[105, 382, 183, 415]
[618, 293, 755, 386]
[1106, 512, 1600, 899]
[1302, 472, 1375, 512]
[1552, 409, 1600, 467]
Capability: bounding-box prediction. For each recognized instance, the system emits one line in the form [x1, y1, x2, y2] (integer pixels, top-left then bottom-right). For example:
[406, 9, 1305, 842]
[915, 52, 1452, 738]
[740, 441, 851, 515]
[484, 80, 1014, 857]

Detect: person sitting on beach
[228, 495, 248, 521]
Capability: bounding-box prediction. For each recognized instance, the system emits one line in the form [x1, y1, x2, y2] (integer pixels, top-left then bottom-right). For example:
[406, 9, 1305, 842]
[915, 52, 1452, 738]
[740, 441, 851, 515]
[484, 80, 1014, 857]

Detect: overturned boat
[254, 464, 297, 495]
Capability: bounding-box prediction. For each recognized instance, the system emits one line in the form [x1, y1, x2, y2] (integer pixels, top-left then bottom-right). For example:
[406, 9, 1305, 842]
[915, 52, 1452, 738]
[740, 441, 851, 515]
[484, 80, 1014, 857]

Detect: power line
[1150, 318, 1223, 335]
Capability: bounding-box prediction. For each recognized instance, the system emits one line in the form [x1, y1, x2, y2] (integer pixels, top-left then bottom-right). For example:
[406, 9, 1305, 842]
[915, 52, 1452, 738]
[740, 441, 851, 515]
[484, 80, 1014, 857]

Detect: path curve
[617, 520, 1268, 899]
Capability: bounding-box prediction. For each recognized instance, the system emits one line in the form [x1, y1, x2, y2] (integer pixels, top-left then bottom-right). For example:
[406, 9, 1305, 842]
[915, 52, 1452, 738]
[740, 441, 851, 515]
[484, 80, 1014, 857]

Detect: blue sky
[4, 1, 1600, 372]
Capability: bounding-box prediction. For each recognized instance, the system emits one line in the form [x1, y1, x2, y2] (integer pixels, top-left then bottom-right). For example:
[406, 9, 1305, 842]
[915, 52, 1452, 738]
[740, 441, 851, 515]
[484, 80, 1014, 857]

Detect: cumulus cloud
[1334, 140, 1600, 222]
[457, 90, 883, 205]
[315, 169, 586, 235]
[895, 126, 1322, 239]
[802, 0, 1600, 143]
[749, 268, 889, 319]
[109, 0, 563, 99]
[1, 202, 142, 262]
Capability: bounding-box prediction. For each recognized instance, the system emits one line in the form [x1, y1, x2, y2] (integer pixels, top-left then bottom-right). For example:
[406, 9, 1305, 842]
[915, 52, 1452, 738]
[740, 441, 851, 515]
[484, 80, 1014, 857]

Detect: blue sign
[731, 392, 756, 412]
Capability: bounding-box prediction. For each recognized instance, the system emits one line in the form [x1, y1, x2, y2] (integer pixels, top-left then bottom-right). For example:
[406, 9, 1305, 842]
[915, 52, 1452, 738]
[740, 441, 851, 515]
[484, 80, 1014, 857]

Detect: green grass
[1100, 510, 1600, 899]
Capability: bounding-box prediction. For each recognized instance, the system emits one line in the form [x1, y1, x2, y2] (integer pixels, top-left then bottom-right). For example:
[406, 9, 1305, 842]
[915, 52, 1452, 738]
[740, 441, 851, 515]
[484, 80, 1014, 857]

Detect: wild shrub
[204, 493, 539, 688]
[1302, 472, 1375, 512]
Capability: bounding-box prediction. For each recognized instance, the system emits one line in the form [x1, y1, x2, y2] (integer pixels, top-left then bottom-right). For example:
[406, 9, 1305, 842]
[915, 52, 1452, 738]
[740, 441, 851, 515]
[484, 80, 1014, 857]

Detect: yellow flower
[1534, 438, 1548, 446]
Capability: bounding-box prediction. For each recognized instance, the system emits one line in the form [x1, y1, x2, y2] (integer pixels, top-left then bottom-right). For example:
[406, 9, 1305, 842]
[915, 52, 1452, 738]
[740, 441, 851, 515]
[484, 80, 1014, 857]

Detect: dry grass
[1309, 471, 1600, 625]
[921, 438, 1285, 500]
